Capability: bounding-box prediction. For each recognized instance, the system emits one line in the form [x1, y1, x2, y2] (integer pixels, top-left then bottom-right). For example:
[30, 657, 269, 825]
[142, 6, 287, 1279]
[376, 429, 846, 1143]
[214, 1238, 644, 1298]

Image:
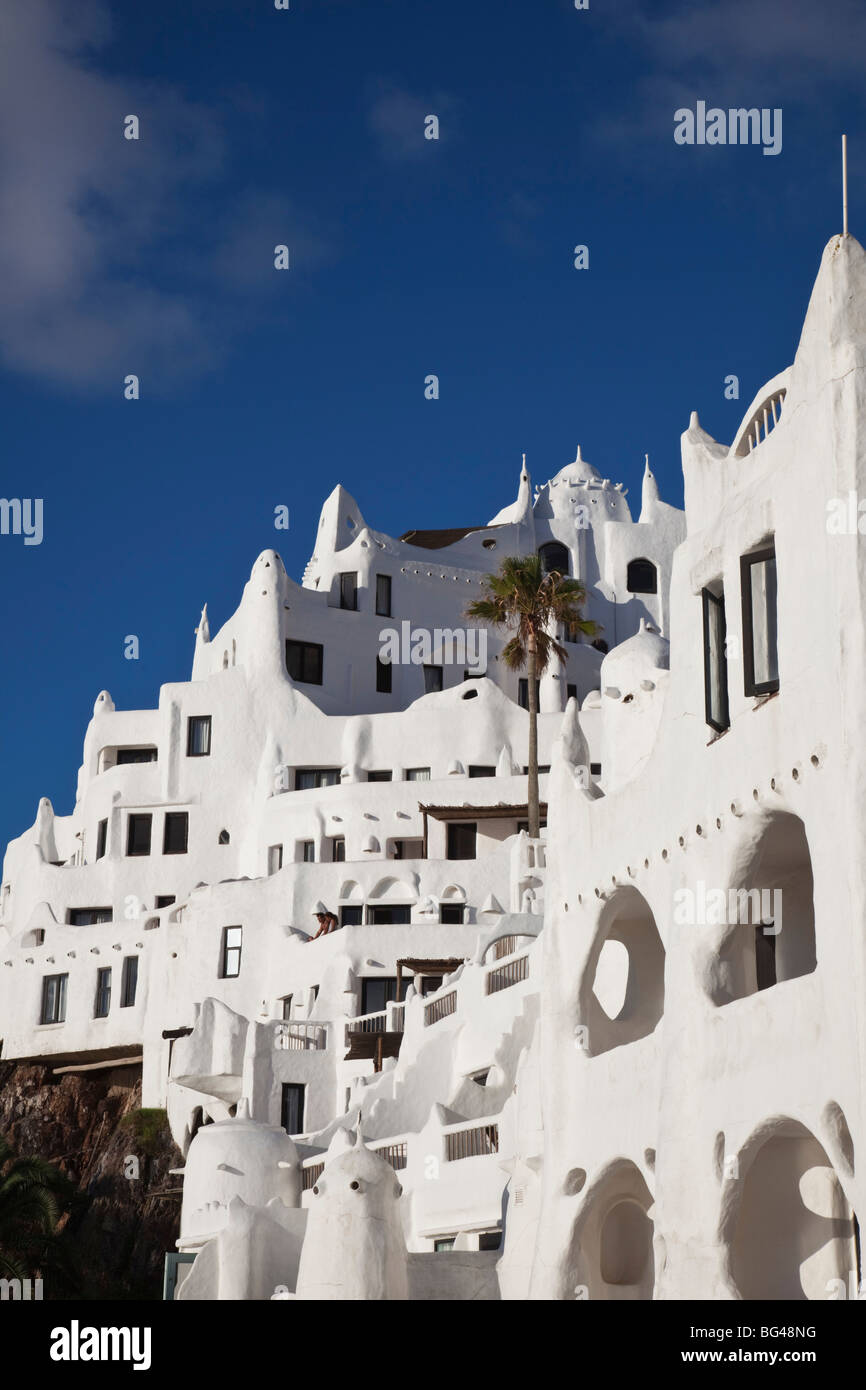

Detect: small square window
[340, 905, 362, 926]
[187, 716, 212, 757]
[163, 812, 189, 855]
[126, 814, 152, 857]
[286, 640, 323, 685]
[440, 904, 464, 924]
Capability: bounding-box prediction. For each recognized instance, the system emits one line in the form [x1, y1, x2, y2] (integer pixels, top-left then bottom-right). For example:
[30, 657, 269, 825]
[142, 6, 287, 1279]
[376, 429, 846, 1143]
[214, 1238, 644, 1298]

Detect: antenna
[843, 134, 849, 237]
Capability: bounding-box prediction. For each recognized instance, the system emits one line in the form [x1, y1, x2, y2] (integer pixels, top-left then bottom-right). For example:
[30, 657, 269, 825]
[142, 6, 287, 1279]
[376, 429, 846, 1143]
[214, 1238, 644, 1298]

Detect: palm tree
[0, 1134, 80, 1289]
[466, 553, 598, 838]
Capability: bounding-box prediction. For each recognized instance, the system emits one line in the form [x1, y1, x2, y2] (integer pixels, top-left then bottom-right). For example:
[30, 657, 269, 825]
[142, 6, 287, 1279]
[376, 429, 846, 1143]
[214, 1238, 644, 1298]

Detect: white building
[2, 232, 862, 1301]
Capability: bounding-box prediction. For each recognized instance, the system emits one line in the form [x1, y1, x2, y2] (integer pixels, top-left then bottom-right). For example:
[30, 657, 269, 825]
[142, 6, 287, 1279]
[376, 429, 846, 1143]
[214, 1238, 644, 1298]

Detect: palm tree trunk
[527, 636, 540, 839]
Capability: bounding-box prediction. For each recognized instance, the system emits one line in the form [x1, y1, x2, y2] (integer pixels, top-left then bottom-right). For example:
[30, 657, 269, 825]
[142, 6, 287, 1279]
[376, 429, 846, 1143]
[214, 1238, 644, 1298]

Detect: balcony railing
[345, 1011, 388, 1040]
[424, 990, 457, 1026]
[373, 1141, 407, 1171]
[275, 1022, 327, 1051]
[301, 1161, 325, 1190]
[486, 954, 529, 995]
[492, 934, 521, 960]
[444, 1123, 499, 1162]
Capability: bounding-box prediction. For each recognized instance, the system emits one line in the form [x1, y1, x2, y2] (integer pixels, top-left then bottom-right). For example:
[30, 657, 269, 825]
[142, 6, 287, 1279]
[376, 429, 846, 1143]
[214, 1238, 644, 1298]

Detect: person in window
[309, 906, 339, 941]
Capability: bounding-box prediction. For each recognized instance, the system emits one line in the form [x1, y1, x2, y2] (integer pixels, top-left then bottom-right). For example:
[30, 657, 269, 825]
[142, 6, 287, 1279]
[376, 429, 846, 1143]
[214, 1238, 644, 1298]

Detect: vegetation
[467, 553, 598, 837]
[0, 1133, 80, 1289]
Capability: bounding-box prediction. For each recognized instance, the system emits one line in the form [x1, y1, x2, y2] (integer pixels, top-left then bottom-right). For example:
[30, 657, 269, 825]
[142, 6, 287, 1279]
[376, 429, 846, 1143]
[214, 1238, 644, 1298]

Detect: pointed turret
[314, 485, 368, 556]
[487, 455, 536, 536]
[639, 454, 661, 522]
[196, 604, 210, 644]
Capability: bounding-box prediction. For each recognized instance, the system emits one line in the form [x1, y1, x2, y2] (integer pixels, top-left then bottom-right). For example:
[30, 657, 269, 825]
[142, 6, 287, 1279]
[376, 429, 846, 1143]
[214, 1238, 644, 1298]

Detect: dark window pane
[95, 819, 108, 860]
[376, 657, 392, 693]
[186, 717, 212, 757]
[468, 766, 495, 778]
[117, 748, 157, 764]
[120, 956, 138, 1008]
[301, 841, 315, 863]
[423, 664, 443, 694]
[365, 905, 412, 925]
[68, 908, 112, 926]
[163, 812, 189, 855]
[331, 838, 345, 862]
[538, 543, 569, 575]
[518, 679, 540, 711]
[339, 572, 358, 611]
[94, 967, 112, 1018]
[340, 905, 362, 926]
[366, 770, 392, 782]
[286, 640, 323, 685]
[40, 973, 68, 1024]
[741, 550, 779, 695]
[126, 814, 152, 857]
[626, 558, 657, 594]
[440, 904, 463, 924]
[375, 574, 392, 617]
[281, 1083, 305, 1134]
[155, 895, 175, 908]
[447, 823, 476, 860]
[755, 924, 777, 991]
[361, 977, 402, 1014]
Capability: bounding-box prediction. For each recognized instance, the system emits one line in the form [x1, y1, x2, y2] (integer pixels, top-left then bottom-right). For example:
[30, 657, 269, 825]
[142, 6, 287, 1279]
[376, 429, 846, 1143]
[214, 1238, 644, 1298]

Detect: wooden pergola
[395, 957, 467, 1003]
[418, 803, 548, 857]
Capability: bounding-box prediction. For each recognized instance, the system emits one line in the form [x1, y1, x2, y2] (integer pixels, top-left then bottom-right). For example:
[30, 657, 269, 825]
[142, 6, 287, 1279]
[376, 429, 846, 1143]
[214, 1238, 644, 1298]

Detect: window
[741, 546, 779, 696]
[518, 679, 540, 711]
[375, 574, 392, 617]
[521, 765, 550, 776]
[366, 770, 392, 782]
[163, 812, 189, 855]
[339, 572, 358, 611]
[361, 977, 402, 1014]
[268, 845, 283, 875]
[330, 837, 345, 862]
[281, 995, 293, 1020]
[281, 1082, 305, 1135]
[566, 683, 577, 703]
[405, 767, 431, 781]
[295, 768, 340, 790]
[116, 748, 157, 764]
[218, 829, 230, 845]
[67, 908, 112, 926]
[538, 542, 569, 575]
[126, 814, 152, 857]
[590, 763, 602, 777]
[626, 558, 657, 594]
[94, 967, 112, 1018]
[471, 1069, 491, 1087]
[392, 839, 424, 860]
[95, 819, 108, 860]
[340, 905, 362, 926]
[563, 622, 582, 643]
[755, 923, 777, 991]
[440, 904, 464, 924]
[155, 895, 175, 909]
[423, 664, 443, 694]
[40, 974, 67, 1024]
[300, 841, 315, 863]
[702, 588, 730, 732]
[376, 657, 392, 694]
[186, 716, 212, 757]
[220, 927, 243, 979]
[434, 1237, 456, 1253]
[479, 1231, 501, 1251]
[365, 905, 412, 925]
[468, 766, 495, 778]
[592, 638, 609, 654]
[286, 640, 323, 685]
[463, 670, 484, 681]
[120, 956, 138, 1008]
[447, 823, 477, 860]
[517, 820, 548, 833]
[420, 974, 443, 995]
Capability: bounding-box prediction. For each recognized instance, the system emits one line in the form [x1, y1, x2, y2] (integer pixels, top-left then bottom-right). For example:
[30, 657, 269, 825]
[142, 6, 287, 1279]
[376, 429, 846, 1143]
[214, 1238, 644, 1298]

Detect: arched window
[626, 558, 657, 594]
[538, 542, 570, 576]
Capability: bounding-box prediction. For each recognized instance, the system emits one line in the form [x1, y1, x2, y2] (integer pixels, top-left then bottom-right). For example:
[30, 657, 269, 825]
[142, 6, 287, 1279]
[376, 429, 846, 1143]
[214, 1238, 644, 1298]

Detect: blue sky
[1, 0, 865, 851]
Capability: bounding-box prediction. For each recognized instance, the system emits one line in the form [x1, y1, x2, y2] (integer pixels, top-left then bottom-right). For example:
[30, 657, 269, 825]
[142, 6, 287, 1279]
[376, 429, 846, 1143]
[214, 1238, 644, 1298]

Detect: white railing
[443, 1120, 500, 1162]
[275, 1021, 327, 1051]
[486, 953, 529, 995]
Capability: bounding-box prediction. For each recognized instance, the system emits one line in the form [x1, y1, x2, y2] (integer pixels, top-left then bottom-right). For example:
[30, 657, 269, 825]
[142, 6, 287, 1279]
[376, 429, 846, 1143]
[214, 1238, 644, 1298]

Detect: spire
[639, 454, 661, 522]
[196, 603, 210, 644]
